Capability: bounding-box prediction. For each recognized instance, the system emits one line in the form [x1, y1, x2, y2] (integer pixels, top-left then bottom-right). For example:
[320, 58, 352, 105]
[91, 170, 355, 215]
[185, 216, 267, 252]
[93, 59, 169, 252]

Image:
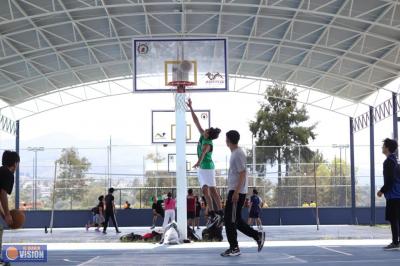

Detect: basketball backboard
[152, 110, 210, 144]
[133, 38, 228, 92]
[168, 153, 198, 173]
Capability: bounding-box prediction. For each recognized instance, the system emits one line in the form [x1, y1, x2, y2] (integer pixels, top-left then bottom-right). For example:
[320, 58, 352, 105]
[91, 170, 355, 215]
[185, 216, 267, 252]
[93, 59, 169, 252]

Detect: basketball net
[174, 85, 187, 111]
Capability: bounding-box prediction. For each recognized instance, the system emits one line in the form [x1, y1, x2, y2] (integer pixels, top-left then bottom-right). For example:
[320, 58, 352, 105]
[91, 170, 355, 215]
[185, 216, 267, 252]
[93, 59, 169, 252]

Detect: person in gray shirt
[221, 130, 265, 257]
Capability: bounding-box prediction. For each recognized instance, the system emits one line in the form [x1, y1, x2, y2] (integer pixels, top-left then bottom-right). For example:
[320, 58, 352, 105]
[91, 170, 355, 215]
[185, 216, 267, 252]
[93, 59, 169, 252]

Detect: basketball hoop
[169, 81, 193, 109]
[168, 81, 195, 93]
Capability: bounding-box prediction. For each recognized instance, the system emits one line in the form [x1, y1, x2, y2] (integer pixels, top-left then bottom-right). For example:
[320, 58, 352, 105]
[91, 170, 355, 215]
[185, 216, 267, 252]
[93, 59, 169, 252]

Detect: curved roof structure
[0, 0, 399, 114]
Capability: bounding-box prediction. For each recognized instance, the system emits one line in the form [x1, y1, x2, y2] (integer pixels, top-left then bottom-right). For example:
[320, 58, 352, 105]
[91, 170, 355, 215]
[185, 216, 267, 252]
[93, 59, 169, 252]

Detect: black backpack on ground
[120, 232, 143, 242]
[187, 226, 200, 241]
[202, 223, 223, 241]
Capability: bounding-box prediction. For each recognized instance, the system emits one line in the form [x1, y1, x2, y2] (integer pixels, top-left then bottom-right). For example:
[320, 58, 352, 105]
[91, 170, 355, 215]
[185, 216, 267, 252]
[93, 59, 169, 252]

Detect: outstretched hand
[186, 98, 193, 109]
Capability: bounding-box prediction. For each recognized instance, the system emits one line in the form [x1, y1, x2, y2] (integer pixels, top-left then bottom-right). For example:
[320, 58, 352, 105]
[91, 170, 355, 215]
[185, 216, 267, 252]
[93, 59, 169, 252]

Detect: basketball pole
[49, 161, 58, 234]
[175, 85, 187, 240]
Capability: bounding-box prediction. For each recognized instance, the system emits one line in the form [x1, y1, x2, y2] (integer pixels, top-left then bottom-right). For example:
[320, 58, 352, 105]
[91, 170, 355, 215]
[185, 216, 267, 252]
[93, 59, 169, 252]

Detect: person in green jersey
[187, 98, 224, 227]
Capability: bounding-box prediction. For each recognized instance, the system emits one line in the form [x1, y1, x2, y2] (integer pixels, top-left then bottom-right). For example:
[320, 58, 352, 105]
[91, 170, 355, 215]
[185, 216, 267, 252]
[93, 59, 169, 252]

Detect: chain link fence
[8, 144, 385, 210]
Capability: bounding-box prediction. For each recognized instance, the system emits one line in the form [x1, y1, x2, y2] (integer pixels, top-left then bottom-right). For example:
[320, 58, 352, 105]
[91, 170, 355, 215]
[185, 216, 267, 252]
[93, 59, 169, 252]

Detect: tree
[54, 148, 91, 209]
[146, 152, 165, 171]
[276, 149, 323, 207]
[249, 83, 317, 205]
[276, 150, 354, 207]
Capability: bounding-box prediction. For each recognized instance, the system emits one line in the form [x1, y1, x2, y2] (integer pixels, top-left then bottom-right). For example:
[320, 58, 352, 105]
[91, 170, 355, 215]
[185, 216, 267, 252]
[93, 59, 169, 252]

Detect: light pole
[27, 147, 44, 210]
[297, 144, 301, 207]
[332, 144, 349, 206]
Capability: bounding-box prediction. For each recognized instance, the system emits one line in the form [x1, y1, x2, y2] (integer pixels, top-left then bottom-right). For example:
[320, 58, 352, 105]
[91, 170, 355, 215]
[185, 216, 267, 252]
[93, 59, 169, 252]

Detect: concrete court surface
[2, 225, 399, 266]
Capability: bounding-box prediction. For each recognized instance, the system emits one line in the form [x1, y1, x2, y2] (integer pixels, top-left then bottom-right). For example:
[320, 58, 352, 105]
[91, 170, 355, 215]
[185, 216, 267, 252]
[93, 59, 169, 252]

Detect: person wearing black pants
[221, 130, 265, 257]
[377, 138, 400, 250]
[103, 187, 121, 234]
[224, 191, 261, 251]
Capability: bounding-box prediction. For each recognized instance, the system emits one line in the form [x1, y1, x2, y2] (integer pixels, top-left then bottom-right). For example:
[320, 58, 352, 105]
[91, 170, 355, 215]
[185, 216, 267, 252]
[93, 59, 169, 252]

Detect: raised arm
[186, 98, 204, 135]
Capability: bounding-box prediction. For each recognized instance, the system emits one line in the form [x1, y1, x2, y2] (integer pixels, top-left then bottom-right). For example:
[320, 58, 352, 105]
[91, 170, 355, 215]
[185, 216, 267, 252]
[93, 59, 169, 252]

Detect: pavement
[2, 225, 398, 266]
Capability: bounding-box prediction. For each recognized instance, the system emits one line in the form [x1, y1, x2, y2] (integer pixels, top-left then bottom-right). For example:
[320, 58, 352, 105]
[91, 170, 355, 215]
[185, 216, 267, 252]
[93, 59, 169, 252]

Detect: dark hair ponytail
[208, 127, 221, 140]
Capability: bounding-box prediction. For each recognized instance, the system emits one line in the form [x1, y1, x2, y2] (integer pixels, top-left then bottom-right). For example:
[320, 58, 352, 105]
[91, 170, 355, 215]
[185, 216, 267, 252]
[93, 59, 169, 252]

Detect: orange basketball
[9, 209, 25, 229]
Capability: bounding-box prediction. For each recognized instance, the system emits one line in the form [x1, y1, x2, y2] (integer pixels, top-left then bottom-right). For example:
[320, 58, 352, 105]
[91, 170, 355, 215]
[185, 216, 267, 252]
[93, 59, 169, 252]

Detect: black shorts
[195, 208, 201, 218]
[154, 210, 164, 218]
[385, 199, 400, 221]
[249, 208, 260, 219]
[187, 211, 195, 219]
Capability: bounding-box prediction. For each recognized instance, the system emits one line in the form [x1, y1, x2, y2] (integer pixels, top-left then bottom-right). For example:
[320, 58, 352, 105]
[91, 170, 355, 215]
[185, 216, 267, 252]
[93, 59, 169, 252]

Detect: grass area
[374, 224, 390, 228]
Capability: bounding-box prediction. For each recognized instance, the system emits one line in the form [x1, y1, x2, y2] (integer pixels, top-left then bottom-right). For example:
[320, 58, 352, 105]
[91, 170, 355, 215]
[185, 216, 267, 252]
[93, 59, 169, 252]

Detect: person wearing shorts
[95, 195, 105, 231]
[187, 98, 224, 226]
[86, 195, 105, 232]
[248, 189, 262, 227]
[151, 195, 164, 229]
[377, 138, 400, 250]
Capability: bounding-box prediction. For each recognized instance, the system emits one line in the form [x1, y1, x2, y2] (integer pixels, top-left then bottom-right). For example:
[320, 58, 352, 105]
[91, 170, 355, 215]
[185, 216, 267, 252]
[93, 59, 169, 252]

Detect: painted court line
[318, 246, 352, 256]
[3, 239, 391, 251]
[77, 256, 99, 266]
[63, 258, 81, 263]
[281, 253, 308, 263]
[315, 258, 400, 264]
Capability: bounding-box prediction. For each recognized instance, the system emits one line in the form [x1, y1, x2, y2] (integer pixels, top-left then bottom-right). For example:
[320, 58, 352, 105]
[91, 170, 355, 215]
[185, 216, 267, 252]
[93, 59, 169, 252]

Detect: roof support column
[349, 117, 356, 224]
[369, 106, 376, 226]
[15, 120, 20, 210]
[392, 92, 398, 156]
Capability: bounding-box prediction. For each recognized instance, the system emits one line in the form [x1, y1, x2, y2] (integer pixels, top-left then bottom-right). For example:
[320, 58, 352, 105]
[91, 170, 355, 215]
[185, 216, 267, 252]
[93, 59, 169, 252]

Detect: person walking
[221, 130, 265, 257]
[103, 188, 121, 234]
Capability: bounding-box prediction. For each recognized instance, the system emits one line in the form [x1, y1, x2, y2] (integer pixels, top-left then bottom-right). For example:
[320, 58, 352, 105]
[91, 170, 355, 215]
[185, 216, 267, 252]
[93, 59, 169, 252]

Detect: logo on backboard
[155, 132, 166, 139]
[205, 72, 224, 84]
[200, 113, 208, 120]
[137, 43, 149, 55]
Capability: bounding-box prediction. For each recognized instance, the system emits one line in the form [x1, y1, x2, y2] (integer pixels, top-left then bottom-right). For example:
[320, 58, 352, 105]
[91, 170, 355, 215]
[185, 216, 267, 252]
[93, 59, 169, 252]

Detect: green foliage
[54, 148, 91, 207]
[249, 83, 317, 205]
[274, 150, 353, 207]
[249, 83, 317, 169]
